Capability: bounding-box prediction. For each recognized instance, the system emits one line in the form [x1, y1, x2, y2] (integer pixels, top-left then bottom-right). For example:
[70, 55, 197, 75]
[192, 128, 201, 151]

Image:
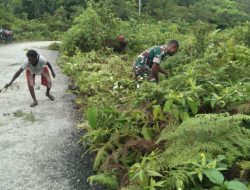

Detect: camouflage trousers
[133, 57, 151, 79]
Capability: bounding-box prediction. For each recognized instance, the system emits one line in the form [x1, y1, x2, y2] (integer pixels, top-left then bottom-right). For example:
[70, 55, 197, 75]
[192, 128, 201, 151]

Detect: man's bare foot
[46, 93, 55, 101]
[30, 101, 38, 107]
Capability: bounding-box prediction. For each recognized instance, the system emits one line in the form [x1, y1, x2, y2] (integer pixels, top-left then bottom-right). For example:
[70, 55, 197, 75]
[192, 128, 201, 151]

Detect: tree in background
[139, 0, 249, 27]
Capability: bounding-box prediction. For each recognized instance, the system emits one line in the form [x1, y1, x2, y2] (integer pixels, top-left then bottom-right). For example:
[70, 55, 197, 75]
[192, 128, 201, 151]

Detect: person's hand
[4, 83, 12, 89]
[52, 72, 56, 78]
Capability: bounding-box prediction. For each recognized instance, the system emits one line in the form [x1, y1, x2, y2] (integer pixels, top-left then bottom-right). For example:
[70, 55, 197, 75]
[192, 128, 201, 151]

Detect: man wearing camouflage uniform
[133, 40, 179, 83]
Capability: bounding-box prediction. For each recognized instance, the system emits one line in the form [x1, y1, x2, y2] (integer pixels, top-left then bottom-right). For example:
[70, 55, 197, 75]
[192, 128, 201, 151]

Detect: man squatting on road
[5, 50, 56, 107]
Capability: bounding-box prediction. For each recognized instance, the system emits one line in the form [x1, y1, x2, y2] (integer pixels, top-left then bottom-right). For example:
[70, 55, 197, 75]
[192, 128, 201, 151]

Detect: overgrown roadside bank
[58, 6, 250, 189]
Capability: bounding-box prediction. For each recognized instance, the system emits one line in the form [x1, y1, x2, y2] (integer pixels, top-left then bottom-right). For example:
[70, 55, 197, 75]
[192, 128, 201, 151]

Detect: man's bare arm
[158, 66, 168, 76]
[150, 63, 160, 83]
[5, 68, 23, 88]
[46, 62, 56, 78]
[150, 63, 169, 83]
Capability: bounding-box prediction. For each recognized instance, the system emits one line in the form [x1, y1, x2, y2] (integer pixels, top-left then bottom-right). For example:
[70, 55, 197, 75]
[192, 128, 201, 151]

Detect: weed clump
[14, 110, 35, 123]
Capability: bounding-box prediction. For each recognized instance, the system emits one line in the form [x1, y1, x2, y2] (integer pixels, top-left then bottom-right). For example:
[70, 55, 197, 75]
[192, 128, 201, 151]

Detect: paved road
[0, 42, 101, 190]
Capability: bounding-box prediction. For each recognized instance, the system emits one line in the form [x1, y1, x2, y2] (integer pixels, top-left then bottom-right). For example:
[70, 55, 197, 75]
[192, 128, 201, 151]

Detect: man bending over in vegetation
[113, 35, 127, 53]
[133, 40, 179, 83]
[5, 50, 56, 107]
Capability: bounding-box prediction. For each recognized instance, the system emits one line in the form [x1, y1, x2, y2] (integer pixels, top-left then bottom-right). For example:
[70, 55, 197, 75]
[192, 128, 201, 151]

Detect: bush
[61, 7, 109, 55]
[154, 114, 250, 189]
[60, 7, 250, 190]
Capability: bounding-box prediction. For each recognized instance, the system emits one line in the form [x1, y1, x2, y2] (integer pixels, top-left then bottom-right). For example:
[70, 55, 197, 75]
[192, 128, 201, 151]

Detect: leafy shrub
[154, 114, 250, 189]
[61, 7, 117, 55]
[60, 9, 250, 190]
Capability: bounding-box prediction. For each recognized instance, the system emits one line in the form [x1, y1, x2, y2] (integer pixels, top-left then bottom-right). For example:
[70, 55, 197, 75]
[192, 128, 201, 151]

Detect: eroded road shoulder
[0, 42, 99, 190]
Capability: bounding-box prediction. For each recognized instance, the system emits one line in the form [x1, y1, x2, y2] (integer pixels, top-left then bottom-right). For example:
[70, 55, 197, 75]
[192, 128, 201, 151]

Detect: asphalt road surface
[0, 42, 103, 190]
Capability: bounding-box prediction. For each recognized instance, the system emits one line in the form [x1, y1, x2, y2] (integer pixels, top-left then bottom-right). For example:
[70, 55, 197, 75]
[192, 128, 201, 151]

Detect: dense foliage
[1, 0, 250, 41]
[0, 0, 84, 40]
[2, 0, 249, 189]
[60, 2, 250, 189]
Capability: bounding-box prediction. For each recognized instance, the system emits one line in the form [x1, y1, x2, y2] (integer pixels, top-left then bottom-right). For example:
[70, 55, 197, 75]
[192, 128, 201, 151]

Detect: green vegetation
[0, 0, 84, 40]
[48, 42, 61, 51]
[60, 1, 250, 189]
[2, 0, 250, 189]
[1, 0, 249, 41]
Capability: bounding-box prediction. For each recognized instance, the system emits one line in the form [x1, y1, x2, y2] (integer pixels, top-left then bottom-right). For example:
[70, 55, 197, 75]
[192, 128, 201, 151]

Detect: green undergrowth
[60, 6, 250, 190]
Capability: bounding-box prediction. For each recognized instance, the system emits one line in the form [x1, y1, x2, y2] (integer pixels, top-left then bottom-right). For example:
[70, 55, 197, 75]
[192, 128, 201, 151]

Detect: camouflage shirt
[135, 46, 169, 68]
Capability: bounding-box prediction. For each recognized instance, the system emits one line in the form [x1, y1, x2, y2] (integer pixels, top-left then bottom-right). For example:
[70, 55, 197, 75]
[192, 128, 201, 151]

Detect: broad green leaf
[217, 155, 226, 162]
[175, 179, 184, 189]
[154, 180, 165, 187]
[198, 172, 203, 182]
[207, 160, 217, 169]
[149, 178, 157, 190]
[211, 99, 217, 109]
[203, 169, 224, 185]
[147, 170, 163, 177]
[226, 180, 248, 190]
[139, 170, 144, 182]
[153, 105, 163, 121]
[180, 111, 190, 122]
[187, 100, 199, 115]
[171, 105, 180, 120]
[141, 127, 153, 141]
[163, 98, 174, 113]
[201, 153, 206, 167]
[86, 108, 98, 129]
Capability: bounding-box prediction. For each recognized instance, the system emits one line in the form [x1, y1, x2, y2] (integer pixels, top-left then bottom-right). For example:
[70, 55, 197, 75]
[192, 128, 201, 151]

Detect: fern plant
[88, 173, 119, 189]
[154, 114, 250, 189]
